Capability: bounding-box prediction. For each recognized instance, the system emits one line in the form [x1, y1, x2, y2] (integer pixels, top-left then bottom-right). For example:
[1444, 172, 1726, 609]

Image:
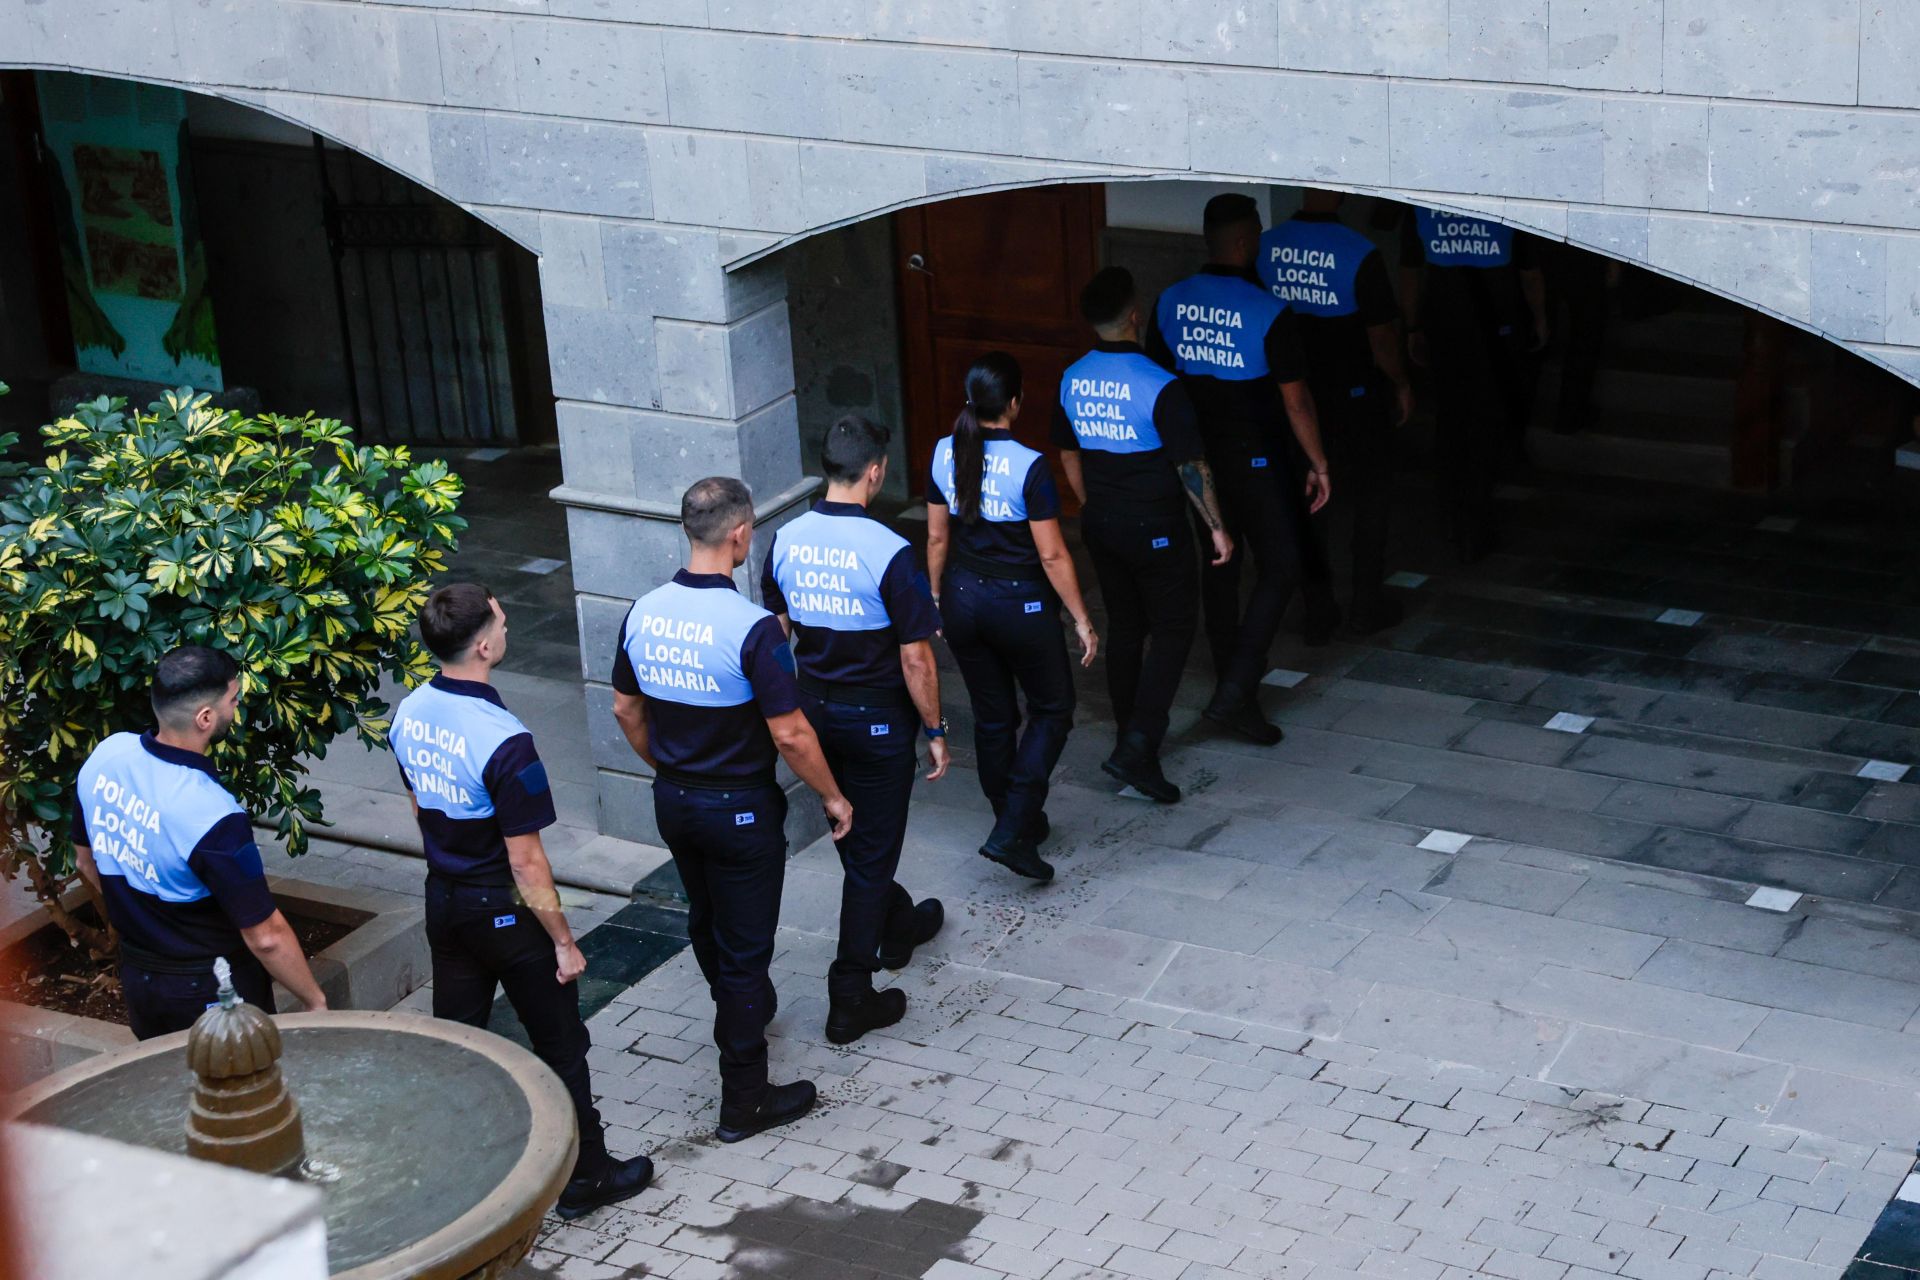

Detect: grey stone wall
[12, 0, 1920, 841]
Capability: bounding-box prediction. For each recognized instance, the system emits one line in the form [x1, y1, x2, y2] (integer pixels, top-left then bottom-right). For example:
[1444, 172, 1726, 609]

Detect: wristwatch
[924, 718, 949, 740]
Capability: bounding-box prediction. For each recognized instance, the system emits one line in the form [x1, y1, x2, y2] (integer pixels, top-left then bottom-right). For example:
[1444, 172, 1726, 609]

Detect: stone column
[542, 219, 820, 853]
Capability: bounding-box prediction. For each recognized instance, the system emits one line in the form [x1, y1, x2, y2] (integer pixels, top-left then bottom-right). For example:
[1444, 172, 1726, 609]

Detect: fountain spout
[183, 957, 307, 1177]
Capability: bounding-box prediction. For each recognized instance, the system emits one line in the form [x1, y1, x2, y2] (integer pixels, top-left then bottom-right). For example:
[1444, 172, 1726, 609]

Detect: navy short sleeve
[742, 615, 803, 718]
[1151, 381, 1205, 462]
[760, 534, 790, 615]
[1023, 459, 1062, 522]
[610, 619, 640, 696]
[1399, 214, 1426, 267]
[482, 733, 558, 837]
[1355, 251, 1398, 326]
[70, 790, 88, 849]
[879, 547, 941, 644]
[186, 813, 276, 931]
[1143, 303, 1175, 371]
[1514, 231, 1541, 270]
[1262, 310, 1308, 384]
[925, 455, 949, 506]
[1050, 402, 1078, 451]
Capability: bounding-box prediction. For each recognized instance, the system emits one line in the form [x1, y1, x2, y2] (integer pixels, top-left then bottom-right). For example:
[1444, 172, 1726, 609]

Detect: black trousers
[940, 567, 1077, 847]
[1082, 508, 1198, 750]
[1307, 380, 1396, 614]
[653, 780, 786, 1104]
[1194, 445, 1304, 695]
[801, 693, 918, 998]
[122, 951, 273, 1041]
[1430, 324, 1528, 547]
[426, 877, 608, 1178]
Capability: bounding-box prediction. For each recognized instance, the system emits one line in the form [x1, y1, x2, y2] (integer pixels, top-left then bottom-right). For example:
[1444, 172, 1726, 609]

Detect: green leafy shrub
[0, 388, 465, 955]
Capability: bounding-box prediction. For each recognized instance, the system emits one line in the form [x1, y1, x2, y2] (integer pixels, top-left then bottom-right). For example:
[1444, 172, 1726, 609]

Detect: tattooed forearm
[1178, 460, 1225, 532]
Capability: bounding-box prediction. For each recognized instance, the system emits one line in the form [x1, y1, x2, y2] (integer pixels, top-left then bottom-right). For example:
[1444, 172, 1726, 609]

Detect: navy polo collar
[1093, 339, 1145, 355]
[1201, 262, 1262, 284]
[1293, 210, 1341, 223]
[980, 427, 1014, 440]
[429, 673, 506, 708]
[814, 499, 869, 518]
[674, 569, 739, 592]
[139, 732, 221, 779]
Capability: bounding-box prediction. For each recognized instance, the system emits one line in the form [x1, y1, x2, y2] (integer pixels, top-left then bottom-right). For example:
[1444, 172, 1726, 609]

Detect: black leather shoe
[825, 988, 907, 1045]
[1202, 692, 1283, 746]
[716, 1080, 817, 1144]
[554, 1153, 654, 1220]
[877, 899, 945, 969]
[1101, 733, 1182, 804]
[980, 835, 1054, 882]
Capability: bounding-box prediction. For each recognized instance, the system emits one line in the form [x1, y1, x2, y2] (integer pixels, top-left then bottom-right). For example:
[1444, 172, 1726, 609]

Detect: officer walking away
[1401, 205, 1549, 562]
[1259, 189, 1414, 635]
[1148, 193, 1332, 739]
[762, 415, 949, 1047]
[1055, 267, 1230, 805]
[392, 584, 652, 1220]
[610, 477, 854, 1143]
[926, 352, 1099, 883]
[71, 645, 328, 1040]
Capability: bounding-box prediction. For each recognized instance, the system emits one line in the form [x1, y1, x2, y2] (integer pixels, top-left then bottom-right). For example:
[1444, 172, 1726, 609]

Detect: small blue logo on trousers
[1024, 601, 1043, 614]
[493, 914, 516, 928]
[734, 811, 756, 826]
[1151, 537, 1170, 549]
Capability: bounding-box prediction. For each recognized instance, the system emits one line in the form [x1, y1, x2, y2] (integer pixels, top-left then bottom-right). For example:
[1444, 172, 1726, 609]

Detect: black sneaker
[716, 1080, 817, 1144]
[554, 1153, 654, 1220]
[877, 899, 945, 969]
[1101, 734, 1182, 804]
[980, 835, 1055, 882]
[1202, 692, 1283, 746]
[825, 988, 907, 1045]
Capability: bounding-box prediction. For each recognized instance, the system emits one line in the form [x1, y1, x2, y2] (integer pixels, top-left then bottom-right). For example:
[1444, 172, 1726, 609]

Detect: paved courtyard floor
[280, 446, 1920, 1279]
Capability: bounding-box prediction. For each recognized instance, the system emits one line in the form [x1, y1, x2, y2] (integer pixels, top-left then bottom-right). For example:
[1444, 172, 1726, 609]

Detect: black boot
[1027, 811, 1051, 846]
[980, 834, 1054, 882]
[825, 988, 907, 1045]
[555, 1153, 655, 1220]
[1202, 688, 1283, 746]
[1346, 595, 1404, 637]
[1102, 731, 1181, 804]
[716, 1080, 817, 1144]
[877, 898, 945, 970]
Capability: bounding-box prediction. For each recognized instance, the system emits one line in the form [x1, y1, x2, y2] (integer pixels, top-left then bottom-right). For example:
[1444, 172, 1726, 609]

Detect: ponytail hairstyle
[952, 351, 1023, 524]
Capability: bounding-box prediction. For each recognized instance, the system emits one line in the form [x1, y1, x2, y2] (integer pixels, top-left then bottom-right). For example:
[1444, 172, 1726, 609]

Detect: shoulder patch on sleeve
[516, 759, 551, 797]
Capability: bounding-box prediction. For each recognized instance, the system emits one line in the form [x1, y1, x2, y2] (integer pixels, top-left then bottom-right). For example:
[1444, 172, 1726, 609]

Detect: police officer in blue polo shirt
[392, 583, 653, 1220]
[1054, 267, 1228, 805]
[762, 415, 949, 1046]
[1149, 193, 1332, 739]
[611, 477, 853, 1143]
[1260, 189, 1416, 636]
[1401, 205, 1549, 562]
[926, 352, 1099, 882]
[72, 645, 328, 1040]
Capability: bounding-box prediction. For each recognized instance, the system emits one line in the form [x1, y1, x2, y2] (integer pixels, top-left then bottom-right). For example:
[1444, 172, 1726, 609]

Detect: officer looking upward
[391, 584, 653, 1221]
[762, 415, 949, 1047]
[1148, 193, 1332, 738]
[1259, 189, 1414, 636]
[610, 477, 853, 1143]
[72, 644, 328, 1040]
[926, 352, 1099, 884]
[1054, 267, 1228, 805]
[1401, 205, 1549, 562]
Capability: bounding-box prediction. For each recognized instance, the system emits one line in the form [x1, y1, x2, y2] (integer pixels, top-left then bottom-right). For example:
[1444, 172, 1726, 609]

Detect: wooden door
[896, 185, 1106, 512]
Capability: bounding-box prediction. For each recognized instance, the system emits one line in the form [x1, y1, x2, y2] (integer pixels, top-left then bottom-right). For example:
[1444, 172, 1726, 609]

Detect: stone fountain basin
[5, 1011, 577, 1279]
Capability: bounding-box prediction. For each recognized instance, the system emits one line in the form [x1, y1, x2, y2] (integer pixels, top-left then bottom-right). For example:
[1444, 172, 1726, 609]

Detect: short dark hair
[151, 645, 239, 729]
[419, 583, 498, 661]
[821, 415, 891, 483]
[1203, 192, 1262, 237]
[1079, 267, 1136, 329]
[682, 476, 754, 547]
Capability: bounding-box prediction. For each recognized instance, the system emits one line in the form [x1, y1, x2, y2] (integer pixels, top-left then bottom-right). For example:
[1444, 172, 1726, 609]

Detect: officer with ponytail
[1054, 267, 1226, 805]
[926, 353, 1098, 882]
[761, 416, 949, 1046]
